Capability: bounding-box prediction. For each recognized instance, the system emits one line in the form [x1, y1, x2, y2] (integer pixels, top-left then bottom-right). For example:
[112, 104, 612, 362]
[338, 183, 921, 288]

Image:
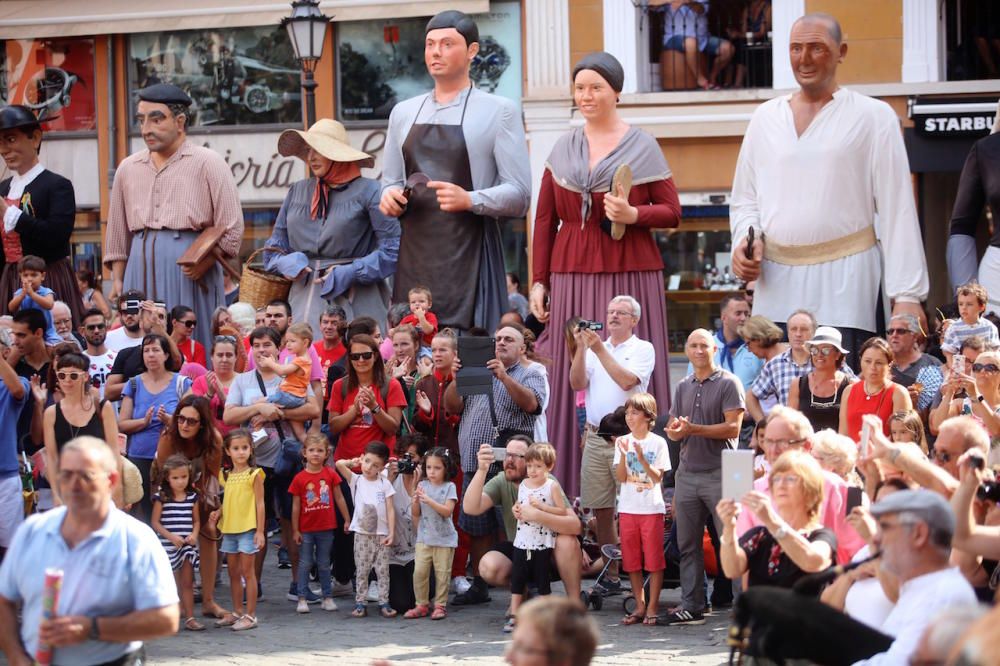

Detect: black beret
[573, 51, 626, 93]
[137, 83, 192, 107]
[425, 10, 479, 46]
[0, 105, 45, 132]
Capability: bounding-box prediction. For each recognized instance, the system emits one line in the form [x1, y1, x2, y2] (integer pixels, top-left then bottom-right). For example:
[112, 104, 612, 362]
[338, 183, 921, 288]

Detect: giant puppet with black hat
[104, 83, 243, 351]
[0, 105, 83, 324]
[259, 118, 399, 336]
[379, 9, 531, 333]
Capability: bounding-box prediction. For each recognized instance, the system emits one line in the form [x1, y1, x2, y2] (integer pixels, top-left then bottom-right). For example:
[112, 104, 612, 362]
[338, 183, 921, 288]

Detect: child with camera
[405, 447, 458, 620]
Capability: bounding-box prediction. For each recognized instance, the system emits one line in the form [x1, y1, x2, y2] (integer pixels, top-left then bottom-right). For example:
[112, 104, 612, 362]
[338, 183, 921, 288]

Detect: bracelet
[89, 616, 100, 641]
[371, 403, 382, 415]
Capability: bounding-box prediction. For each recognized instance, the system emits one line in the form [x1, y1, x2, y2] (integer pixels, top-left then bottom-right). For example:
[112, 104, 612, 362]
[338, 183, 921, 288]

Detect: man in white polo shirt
[570, 294, 654, 595]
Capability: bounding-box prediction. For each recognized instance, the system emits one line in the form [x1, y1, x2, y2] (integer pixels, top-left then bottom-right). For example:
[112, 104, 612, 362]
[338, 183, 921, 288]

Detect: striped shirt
[941, 317, 1000, 355]
[104, 141, 243, 264]
[152, 491, 199, 570]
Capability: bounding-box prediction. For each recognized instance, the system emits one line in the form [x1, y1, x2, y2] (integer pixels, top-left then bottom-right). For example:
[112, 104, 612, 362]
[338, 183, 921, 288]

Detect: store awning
[0, 0, 489, 39]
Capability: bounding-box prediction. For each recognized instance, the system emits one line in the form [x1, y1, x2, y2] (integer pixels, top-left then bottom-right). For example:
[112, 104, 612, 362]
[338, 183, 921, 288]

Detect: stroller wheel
[591, 593, 603, 611]
[580, 591, 590, 607]
[623, 595, 637, 616]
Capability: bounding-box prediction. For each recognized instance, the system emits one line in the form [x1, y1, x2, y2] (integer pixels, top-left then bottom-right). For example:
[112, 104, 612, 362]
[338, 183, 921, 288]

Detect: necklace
[863, 381, 884, 401]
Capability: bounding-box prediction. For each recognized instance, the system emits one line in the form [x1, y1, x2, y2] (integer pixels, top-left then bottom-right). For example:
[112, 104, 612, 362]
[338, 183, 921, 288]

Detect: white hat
[805, 326, 848, 354]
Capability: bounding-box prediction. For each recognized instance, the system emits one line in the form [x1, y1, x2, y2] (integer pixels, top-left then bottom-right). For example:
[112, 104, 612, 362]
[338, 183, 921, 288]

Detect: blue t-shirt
[14, 286, 62, 346]
[122, 373, 191, 459]
[0, 377, 29, 476]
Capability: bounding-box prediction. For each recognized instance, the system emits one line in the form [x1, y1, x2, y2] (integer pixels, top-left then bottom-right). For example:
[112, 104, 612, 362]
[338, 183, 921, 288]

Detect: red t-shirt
[327, 378, 407, 461]
[179, 339, 207, 368]
[399, 312, 438, 346]
[288, 466, 343, 532]
[313, 340, 346, 394]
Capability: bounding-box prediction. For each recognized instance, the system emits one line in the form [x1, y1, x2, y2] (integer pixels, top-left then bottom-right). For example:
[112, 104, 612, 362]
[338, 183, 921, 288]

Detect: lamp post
[282, 0, 330, 128]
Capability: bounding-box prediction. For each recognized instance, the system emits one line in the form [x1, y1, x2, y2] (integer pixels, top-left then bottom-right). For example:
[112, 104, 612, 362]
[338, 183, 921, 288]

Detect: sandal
[379, 603, 398, 618]
[214, 613, 241, 628]
[622, 612, 645, 626]
[431, 605, 447, 620]
[643, 615, 659, 626]
[184, 617, 206, 631]
[404, 604, 429, 619]
[351, 603, 367, 618]
[231, 614, 258, 631]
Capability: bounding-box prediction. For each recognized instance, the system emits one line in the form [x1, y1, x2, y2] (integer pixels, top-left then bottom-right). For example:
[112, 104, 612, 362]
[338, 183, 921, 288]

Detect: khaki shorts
[580, 428, 618, 509]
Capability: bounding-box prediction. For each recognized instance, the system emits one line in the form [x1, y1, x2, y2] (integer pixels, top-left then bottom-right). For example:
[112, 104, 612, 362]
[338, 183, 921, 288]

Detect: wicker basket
[240, 246, 291, 310]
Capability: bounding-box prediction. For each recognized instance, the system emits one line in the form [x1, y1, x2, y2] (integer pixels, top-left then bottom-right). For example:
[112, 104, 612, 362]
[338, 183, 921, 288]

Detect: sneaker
[296, 599, 310, 614]
[331, 580, 354, 598]
[660, 609, 706, 626]
[321, 598, 338, 612]
[287, 583, 321, 603]
[277, 547, 291, 569]
[502, 616, 516, 633]
[593, 578, 624, 597]
[366, 585, 380, 602]
[452, 579, 490, 606]
[451, 576, 472, 595]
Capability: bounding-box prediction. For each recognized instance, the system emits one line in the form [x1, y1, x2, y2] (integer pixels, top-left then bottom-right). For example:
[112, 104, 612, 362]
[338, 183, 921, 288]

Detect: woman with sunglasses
[169, 305, 207, 369]
[840, 337, 911, 442]
[155, 395, 227, 619]
[119, 333, 193, 521]
[328, 333, 406, 464]
[788, 327, 854, 433]
[938, 350, 1000, 463]
[191, 335, 241, 436]
[42, 352, 120, 507]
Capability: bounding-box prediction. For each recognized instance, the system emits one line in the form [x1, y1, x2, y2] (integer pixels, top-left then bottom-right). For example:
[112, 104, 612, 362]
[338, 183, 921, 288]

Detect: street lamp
[282, 0, 330, 128]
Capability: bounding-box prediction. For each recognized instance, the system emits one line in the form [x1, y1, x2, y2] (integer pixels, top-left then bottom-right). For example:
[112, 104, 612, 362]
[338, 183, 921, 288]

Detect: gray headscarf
[572, 51, 625, 93]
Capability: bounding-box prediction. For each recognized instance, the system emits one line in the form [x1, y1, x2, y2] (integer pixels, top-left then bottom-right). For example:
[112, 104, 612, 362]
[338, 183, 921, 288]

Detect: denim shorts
[267, 390, 307, 409]
[663, 33, 725, 55]
[221, 529, 258, 554]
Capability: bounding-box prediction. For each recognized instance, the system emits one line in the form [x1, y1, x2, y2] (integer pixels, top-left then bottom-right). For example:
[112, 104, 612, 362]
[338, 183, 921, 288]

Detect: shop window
[1, 38, 97, 131]
[335, 0, 522, 123]
[127, 27, 301, 128]
[644, 0, 771, 91]
[944, 0, 1000, 81]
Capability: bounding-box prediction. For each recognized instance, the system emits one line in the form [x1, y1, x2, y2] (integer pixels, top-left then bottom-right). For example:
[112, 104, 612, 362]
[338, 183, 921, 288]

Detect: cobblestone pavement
[148, 568, 733, 665]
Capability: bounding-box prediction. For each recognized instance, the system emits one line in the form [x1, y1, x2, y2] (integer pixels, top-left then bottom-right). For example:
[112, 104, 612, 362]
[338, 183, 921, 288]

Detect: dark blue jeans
[298, 529, 335, 597]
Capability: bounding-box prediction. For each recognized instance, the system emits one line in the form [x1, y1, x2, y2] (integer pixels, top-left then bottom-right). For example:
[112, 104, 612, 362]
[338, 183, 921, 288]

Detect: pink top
[735, 470, 866, 566]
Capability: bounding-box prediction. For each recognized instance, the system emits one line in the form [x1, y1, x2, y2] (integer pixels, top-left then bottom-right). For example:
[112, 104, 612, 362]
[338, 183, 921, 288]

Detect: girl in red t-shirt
[328, 334, 407, 462]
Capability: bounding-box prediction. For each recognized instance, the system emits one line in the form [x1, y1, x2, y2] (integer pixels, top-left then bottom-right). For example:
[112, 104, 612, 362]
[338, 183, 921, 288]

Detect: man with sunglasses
[80, 308, 116, 399]
[887, 313, 942, 414]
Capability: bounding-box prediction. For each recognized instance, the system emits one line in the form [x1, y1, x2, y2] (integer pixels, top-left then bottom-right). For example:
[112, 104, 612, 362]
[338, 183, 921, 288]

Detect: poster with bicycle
[336, 0, 522, 123]
[127, 27, 302, 128]
[3, 38, 97, 132]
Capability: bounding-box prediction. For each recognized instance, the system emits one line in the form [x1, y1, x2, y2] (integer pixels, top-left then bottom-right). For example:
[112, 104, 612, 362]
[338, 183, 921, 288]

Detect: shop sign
[911, 98, 997, 138]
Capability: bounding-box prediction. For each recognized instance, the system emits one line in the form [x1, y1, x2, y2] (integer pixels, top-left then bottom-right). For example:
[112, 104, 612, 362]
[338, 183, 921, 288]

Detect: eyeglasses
[84, 323, 106, 331]
[58, 469, 107, 484]
[763, 437, 807, 451]
[214, 335, 237, 344]
[350, 351, 375, 361]
[179, 320, 197, 328]
[606, 309, 635, 317]
[886, 328, 912, 337]
[771, 474, 801, 486]
[176, 415, 202, 427]
[57, 371, 84, 381]
[808, 346, 837, 357]
[973, 363, 1000, 373]
[506, 452, 527, 461]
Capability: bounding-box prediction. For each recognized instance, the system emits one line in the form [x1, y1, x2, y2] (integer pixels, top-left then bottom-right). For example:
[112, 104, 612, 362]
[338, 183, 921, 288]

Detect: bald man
[663, 329, 745, 625]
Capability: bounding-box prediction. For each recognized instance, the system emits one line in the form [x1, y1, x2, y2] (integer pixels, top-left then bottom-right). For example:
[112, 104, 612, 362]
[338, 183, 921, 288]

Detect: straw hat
[277, 119, 374, 167]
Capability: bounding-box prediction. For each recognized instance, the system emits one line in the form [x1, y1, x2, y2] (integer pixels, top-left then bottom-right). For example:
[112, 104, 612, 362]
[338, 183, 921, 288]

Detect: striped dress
[153, 491, 200, 571]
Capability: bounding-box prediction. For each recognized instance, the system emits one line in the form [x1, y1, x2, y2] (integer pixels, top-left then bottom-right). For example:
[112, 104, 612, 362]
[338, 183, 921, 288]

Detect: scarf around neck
[311, 161, 363, 219]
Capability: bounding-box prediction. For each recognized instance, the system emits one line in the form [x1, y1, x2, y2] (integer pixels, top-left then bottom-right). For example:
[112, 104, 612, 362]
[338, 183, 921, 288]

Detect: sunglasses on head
[214, 335, 237, 344]
[350, 351, 375, 361]
[974, 363, 1000, 373]
[57, 371, 83, 381]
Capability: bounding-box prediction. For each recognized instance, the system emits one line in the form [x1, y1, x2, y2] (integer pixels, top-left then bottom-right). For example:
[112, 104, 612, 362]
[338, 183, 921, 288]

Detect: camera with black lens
[977, 481, 1000, 503]
[577, 320, 604, 332]
[396, 453, 418, 475]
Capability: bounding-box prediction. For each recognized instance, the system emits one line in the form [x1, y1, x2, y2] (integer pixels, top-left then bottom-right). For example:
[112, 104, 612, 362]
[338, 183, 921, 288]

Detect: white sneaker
[331, 580, 354, 598]
[366, 585, 380, 602]
[321, 597, 337, 612]
[452, 576, 471, 595]
[296, 599, 310, 614]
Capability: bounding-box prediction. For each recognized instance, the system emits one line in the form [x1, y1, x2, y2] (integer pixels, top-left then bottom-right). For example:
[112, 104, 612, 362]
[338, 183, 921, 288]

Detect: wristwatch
[371, 403, 382, 415]
[89, 616, 100, 640]
[978, 394, 986, 403]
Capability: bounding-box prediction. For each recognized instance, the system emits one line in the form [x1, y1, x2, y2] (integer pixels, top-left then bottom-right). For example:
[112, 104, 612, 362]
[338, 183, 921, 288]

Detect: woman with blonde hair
[810, 429, 861, 487]
[716, 450, 835, 590]
[739, 315, 787, 364]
